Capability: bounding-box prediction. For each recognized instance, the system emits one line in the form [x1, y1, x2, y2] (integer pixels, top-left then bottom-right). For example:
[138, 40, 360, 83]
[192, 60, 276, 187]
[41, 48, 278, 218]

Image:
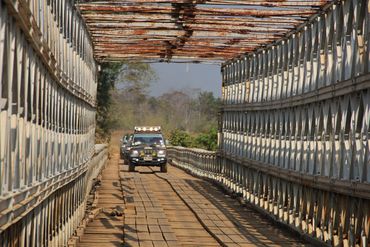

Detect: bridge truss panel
[0, 0, 99, 245]
[218, 0, 370, 245]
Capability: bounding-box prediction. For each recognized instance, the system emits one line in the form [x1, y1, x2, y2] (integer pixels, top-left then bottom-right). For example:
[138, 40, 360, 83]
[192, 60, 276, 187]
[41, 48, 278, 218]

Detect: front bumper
[129, 157, 167, 166]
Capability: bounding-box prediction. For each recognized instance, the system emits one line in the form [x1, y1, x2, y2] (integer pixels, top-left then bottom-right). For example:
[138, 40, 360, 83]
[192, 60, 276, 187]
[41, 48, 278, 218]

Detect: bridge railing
[168, 146, 370, 246]
[0, 144, 108, 247]
[167, 146, 220, 181]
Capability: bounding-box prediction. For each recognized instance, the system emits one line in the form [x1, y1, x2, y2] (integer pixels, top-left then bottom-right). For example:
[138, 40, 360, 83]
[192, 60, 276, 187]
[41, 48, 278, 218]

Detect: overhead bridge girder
[77, 0, 334, 63]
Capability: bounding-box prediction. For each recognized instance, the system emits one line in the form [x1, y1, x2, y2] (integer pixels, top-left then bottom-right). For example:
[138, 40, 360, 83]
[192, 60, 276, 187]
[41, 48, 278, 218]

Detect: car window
[133, 134, 164, 146]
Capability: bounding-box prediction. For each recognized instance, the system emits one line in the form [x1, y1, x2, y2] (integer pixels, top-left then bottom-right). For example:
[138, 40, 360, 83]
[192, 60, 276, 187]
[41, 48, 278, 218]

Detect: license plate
[144, 156, 152, 161]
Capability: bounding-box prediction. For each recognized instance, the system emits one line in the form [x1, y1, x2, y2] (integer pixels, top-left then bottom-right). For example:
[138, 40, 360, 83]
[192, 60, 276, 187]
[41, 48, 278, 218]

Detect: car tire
[128, 162, 135, 172]
[160, 163, 168, 173]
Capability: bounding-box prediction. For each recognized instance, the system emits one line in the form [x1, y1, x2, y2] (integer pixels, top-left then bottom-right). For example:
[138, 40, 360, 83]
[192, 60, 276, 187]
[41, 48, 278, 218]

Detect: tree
[160, 90, 193, 130]
[95, 61, 157, 143]
[96, 63, 122, 143]
[197, 91, 220, 120]
[168, 129, 193, 147]
[117, 61, 157, 97]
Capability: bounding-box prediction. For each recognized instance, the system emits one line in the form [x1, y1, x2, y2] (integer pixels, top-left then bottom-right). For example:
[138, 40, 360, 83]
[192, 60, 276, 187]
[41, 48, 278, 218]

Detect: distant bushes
[168, 127, 218, 151]
[167, 129, 193, 147]
[193, 127, 218, 151]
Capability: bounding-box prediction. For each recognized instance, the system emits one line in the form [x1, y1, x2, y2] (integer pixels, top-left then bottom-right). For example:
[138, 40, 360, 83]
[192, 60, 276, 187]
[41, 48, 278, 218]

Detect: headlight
[157, 150, 166, 157]
[130, 150, 139, 157]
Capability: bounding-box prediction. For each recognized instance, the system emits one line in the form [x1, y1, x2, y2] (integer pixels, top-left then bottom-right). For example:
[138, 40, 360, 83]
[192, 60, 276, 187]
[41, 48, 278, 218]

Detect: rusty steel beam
[77, 0, 334, 63]
[82, 14, 303, 25]
[78, 5, 318, 17]
[79, 0, 330, 8]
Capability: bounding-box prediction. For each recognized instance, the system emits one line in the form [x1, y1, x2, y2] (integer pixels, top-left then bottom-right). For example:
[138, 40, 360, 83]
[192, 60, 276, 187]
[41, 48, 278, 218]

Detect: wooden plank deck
[77, 148, 124, 247]
[76, 136, 310, 247]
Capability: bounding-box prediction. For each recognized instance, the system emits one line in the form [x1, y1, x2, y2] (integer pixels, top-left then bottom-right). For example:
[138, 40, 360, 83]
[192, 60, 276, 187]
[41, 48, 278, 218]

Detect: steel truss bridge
[0, 0, 369, 246]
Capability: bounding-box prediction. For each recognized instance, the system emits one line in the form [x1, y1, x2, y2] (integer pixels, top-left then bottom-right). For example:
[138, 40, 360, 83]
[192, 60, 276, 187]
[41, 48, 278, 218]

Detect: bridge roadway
[75, 137, 310, 247]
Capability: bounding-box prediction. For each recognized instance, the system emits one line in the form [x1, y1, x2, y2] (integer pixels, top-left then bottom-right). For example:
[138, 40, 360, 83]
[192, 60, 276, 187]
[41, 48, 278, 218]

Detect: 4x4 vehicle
[120, 134, 133, 160]
[127, 126, 168, 172]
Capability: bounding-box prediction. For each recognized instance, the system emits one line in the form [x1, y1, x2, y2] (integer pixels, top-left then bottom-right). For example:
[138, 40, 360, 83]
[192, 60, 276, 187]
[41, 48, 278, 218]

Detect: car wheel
[128, 162, 135, 172]
[160, 163, 167, 173]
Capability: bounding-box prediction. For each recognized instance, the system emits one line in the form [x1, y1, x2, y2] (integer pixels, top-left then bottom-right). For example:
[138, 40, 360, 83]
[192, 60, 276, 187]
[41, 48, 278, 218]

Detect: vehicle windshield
[133, 133, 164, 146]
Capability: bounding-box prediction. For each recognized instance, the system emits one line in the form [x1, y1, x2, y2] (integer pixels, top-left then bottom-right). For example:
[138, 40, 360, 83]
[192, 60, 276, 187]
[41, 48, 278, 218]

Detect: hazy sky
[148, 63, 221, 97]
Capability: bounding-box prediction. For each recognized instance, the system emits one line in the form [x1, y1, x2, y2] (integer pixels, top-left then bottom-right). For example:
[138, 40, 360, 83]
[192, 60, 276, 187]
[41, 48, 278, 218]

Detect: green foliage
[168, 127, 218, 151]
[96, 63, 122, 143]
[193, 127, 218, 151]
[168, 129, 193, 147]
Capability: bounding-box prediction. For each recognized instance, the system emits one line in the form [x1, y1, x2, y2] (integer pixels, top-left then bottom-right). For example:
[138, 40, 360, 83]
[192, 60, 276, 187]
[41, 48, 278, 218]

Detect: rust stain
[133, 30, 148, 35]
